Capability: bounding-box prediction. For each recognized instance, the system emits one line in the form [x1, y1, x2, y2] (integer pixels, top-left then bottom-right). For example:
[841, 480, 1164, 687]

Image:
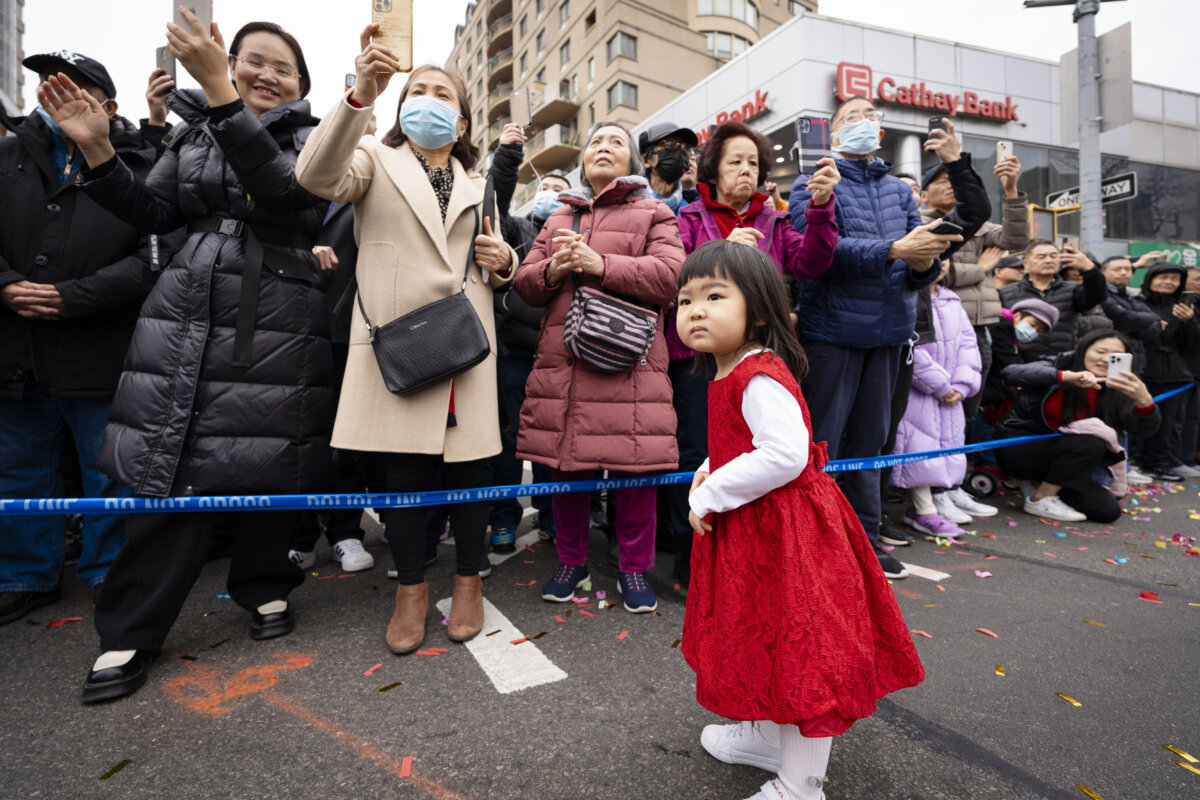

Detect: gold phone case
[372, 0, 413, 71]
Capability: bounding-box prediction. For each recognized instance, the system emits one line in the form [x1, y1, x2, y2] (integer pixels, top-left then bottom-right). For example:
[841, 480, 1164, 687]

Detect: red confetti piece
[616, 630, 629, 640]
[984, 555, 998, 560]
[46, 617, 83, 628]
[975, 628, 999, 638]
[363, 663, 382, 677]
[317, 575, 336, 580]
[415, 648, 448, 655]
[286, 657, 311, 665]
[1043, 552, 1057, 558]
[554, 615, 565, 624]
[1078, 547, 1089, 551]
[399, 755, 413, 778]
[515, 581, 536, 586]
[510, 636, 529, 645]
[578, 609, 595, 617]
[936, 585, 946, 592]
[982, 533, 997, 539]
[1138, 590, 1163, 604]
[338, 573, 357, 579]
[910, 629, 933, 639]
[1103, 558, 1120, 566]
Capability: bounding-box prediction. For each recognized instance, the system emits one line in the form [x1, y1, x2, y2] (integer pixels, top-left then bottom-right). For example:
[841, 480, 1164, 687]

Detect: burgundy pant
[552, 469, 656, 573]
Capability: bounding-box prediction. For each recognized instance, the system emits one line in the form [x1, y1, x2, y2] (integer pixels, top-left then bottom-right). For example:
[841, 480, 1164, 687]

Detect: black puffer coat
[999, 266, 1107, 359]
[81, 90, 334, 498]
[0, 113, 162, 399]
[1131, 262, 1200, 384]
[489, 140, 547, 356]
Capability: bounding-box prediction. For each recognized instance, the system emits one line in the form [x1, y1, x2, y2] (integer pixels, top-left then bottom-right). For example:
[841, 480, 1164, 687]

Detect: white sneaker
[946, 487, 999, 518]
[1023, 494, 1087, 522]
[1016, 479, 1038, 501]
[932, 492, 973, 523]
[745, 778, 815, 800]
[1173, 463, 1200, 478]
[333, 539, 374, 572]
[701, 721, 781, 772]
[288, 549, 316, 570]
[1125, 466, 1153, 485]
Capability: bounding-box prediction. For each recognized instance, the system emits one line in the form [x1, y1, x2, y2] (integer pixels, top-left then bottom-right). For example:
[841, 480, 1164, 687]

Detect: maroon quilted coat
[514, 176, 685, 473]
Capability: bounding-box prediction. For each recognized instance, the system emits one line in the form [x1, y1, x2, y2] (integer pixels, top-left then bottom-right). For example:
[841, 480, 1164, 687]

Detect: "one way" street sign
[1045, 172, 1138, 210]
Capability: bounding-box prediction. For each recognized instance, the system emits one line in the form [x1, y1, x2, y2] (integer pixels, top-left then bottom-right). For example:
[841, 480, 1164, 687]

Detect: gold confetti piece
[1175, 760, 1200, 776]
[1164, 744, 1198, 763]
[1075, 785, 1105, 800]
[485, 629, 501, 636]
[670, 639, 681, 648]
[378, 681, 403, 692]
[1082, 619, 1106, 627]
[995, 665, 1005, 676]
[1190, 603, 1200, 607]
[99, 759, 131, 781]
[1057, 692, 1082, 706]
[923, 603, 940, 607]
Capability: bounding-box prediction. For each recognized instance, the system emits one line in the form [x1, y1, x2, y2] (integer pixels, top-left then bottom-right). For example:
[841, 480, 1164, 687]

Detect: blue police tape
[0, 384, 1190, 516]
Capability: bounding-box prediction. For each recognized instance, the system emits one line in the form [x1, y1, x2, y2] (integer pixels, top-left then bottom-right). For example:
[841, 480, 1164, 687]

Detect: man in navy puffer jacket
[790, 95, 961, 579]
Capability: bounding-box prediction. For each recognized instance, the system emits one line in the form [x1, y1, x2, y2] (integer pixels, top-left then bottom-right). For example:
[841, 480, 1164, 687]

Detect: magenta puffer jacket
[669, 197, 839, 360]
[891, 287, 982, 490]
[514, 176, 685, 473]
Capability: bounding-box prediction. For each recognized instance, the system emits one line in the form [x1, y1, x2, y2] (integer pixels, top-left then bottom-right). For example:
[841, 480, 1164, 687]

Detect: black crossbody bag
[355, 205, 490, 395]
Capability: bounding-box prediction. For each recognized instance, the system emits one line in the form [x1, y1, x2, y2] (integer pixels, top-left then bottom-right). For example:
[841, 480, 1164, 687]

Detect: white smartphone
[371, 0, 413, 72]
[173, 1, 213, 33]
[156, 46, 176, 83]
[1107, 352, 1133, 381]
[996, 140, 1014, 161]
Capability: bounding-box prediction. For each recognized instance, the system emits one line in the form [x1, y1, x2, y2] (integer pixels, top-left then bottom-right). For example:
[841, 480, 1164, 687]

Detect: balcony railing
[488, 13, 513, 39]
[489, 82, 514, 106]
[487, 47, 514, 73]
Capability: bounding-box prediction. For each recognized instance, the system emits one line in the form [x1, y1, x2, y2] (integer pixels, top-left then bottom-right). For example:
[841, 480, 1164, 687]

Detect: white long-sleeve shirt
[688, 359, 810, 519]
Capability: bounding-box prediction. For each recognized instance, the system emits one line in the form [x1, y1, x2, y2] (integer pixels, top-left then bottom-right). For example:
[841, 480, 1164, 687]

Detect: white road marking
[901, 563, 951, 582]
[434, 597, 568, 694]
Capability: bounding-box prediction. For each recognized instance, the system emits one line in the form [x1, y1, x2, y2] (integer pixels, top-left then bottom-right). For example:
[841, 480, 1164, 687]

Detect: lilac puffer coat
[891, 287, 982, 490]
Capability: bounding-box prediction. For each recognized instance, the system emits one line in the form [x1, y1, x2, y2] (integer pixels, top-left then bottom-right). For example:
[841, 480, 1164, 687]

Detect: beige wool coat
[296, 94, 517, 461]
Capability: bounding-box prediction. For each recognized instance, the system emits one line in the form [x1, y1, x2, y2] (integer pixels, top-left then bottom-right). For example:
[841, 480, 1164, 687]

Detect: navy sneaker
[541, 564, 590, 602]
[618, 571, 657, 613]
[479, 550, 493, 579]
[491, 526, 516, 553]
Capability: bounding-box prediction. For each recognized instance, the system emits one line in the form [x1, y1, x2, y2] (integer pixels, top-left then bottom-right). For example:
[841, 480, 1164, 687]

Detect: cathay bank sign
[836, 62, 1020, 122]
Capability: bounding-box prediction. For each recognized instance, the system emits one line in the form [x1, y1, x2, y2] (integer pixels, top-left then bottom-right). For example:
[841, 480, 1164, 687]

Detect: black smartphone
[928, 116, 948, 134]
[793, 116, 831, 173]
[929, 220, 963, 236]
[156, 46, 175, 83]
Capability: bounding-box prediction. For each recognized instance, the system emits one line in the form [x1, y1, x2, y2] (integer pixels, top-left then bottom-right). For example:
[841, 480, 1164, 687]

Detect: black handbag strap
[356, 205, 481, 336]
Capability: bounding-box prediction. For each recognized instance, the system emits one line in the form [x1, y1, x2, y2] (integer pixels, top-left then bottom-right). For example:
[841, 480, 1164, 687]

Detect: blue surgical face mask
[833, 119, 881, 156]
[531, 189, 563, 220]
[1014, 320, 1039, 342]
[35, 104, 66, 138]
[400, 95, 460, 150]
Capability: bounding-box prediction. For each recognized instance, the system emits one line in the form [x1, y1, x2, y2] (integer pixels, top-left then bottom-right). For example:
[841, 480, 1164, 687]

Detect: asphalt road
[2, 478, 1198, 800]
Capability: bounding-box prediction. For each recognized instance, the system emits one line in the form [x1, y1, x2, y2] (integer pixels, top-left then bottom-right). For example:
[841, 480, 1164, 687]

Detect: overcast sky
[20, 0, 1196, 123]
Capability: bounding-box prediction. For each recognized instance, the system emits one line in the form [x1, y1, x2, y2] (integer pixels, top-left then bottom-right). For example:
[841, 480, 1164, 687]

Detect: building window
[607, 80, 638, 111]
[698, 0, 758, 29]
[536, 67, 547, 85]
[560, 40, 571, 68]
[537, 0, 545, 14]
[467, 65, 473, 82]
[587, 57, 595, 85]
[477, 109, 483, 128]
[606, 32, 637, 62]
[789, 0, 805, 12]
[477, 19, 483, 35]
[571, 74, 579, 99]
[704, 30, 750, 58]
[586, 9, 596, 29]
[477, 50, 483, 65]
[477, 79, 484, 97]
[588, 102, 595, 128]
[520, 52, 528, 76]
[537, 29, 546, 55]
[560, 1, 570, 26]
[519, 15, 528, 37]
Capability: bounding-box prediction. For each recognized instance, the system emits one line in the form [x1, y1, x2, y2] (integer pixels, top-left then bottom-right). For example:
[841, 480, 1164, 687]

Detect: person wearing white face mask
[297, 26, 518, 656]
[786, 95, 961, 580]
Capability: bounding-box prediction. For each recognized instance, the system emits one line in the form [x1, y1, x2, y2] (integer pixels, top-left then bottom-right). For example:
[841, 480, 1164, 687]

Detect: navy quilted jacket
[790, 157, 938, 348]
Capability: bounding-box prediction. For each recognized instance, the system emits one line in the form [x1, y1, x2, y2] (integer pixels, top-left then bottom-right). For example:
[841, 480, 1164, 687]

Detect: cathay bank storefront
[638, 12, 1200, 254]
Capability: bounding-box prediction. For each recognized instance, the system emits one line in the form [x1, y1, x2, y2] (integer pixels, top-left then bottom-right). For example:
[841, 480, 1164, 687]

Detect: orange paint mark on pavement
[162, 652, 314, 718]
[261, 691, 468, 800]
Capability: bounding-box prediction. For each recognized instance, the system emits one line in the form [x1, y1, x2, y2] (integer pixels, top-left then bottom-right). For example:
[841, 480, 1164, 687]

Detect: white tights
[756, 721, 832, 799]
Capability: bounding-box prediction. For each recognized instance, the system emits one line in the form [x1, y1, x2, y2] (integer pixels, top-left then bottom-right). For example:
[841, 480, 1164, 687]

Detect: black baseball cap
[23, 50, 118, 100]
[638, 122, 699, 155]
[921, 163, 947, 190]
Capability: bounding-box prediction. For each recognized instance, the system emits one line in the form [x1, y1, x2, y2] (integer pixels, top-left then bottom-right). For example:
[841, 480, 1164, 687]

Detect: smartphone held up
[173, 1, 213, 32]
[793, 116, 831, 173]
[372, 0, 413, 72]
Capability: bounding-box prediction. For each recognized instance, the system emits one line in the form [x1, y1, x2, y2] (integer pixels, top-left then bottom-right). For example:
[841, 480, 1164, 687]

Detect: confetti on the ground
[216, 593, 231, 599]
[581, 582, 592, 591]
[378, 681, 403, 692]
[532, 631, 547, 640]
[399, 756, 413, 778]
[1057, 692, 1082, 706]
[1139, 590, 1163, 604]
[515, 581, 536, 586]
[1164, 745, 1198, 763]
[485, 629, 501, 636]
[578, 609, 595, 617]
[923, 603, 940, 607]
[1174, 761, 1200, 776]
[982, 533, 997, 539]
[363, 663, 382, 677]
[596, 591, 607, 600]
[416, 649, 448, 655]
[209, 638, 230, 649]
[1104, 558, 1121, 566]
[616, 630, 629, 640]
[1043, 552, 1057, 558]
[974, 570, 992, 578]
[99, 759, 131, 781]
[510, 636, 529, 645]
[936, 585, 946, 592]
[671, 639, 681, 648]
[1155, 541, 1168, 549]
[46, 617, 84, 628]
[995, 665, 1005, 676]
[975, 628, 999, 638]
[554, 615, 565, 624]
[1083, 619, 1106, 627]
[1075, 785, 1105, 800]
[910, 629, 933, 639]
[286, 657, 311, 665]
[180, 655, 198, 661]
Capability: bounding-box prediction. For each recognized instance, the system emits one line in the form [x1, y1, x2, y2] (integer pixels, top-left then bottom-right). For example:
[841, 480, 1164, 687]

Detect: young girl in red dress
[676, 240, 925, 800]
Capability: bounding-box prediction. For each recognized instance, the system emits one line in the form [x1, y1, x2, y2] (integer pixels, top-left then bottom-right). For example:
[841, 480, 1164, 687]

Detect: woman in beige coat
[296, 27, 517, 655]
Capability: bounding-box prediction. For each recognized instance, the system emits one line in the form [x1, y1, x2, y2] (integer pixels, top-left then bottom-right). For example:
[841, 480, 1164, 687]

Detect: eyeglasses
[654, 139, 694, 156]
[839, 110, 884, 125]
[236, 55, 300, 81]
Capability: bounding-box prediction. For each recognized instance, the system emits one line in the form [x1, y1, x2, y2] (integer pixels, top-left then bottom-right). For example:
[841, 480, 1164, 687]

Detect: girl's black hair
[678, 240, 808, 383]
[1060, 329, 1135, 427]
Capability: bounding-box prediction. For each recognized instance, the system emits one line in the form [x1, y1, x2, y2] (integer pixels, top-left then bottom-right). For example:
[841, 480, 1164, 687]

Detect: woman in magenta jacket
[515, 121, 685, 613]
[664, 120, 841, 586]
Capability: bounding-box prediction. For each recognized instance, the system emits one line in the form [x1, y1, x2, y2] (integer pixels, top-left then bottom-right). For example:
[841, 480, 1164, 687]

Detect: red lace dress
[682, 354, 925, 736]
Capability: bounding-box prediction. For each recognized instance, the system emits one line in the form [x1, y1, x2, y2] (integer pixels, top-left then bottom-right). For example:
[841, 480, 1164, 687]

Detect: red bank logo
[837, 63, 874, 101]
[835, 61, 1018, 122]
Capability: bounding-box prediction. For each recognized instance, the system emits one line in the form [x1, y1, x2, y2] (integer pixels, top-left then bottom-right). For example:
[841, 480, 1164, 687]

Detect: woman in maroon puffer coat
[515, 121, 685, 613]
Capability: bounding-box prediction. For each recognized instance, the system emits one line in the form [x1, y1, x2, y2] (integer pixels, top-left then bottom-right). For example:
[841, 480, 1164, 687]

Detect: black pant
[1142, 382, 1186, 470]
[994, 433, 1120, 522]
[880, 343, 916, 513]
[962, 325, 993, 446]
[667, 358, 712, 550]
[94, 510, 305, 650]
[381, 454, 488, 585]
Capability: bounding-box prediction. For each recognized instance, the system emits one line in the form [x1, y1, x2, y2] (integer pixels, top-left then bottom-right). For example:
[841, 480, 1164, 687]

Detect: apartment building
[0, 0, 25, 127]
[447, 0, 817, 205]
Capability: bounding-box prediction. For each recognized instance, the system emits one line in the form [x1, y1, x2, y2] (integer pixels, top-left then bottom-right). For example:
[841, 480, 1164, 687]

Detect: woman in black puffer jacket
[40, 16, 333, 703]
